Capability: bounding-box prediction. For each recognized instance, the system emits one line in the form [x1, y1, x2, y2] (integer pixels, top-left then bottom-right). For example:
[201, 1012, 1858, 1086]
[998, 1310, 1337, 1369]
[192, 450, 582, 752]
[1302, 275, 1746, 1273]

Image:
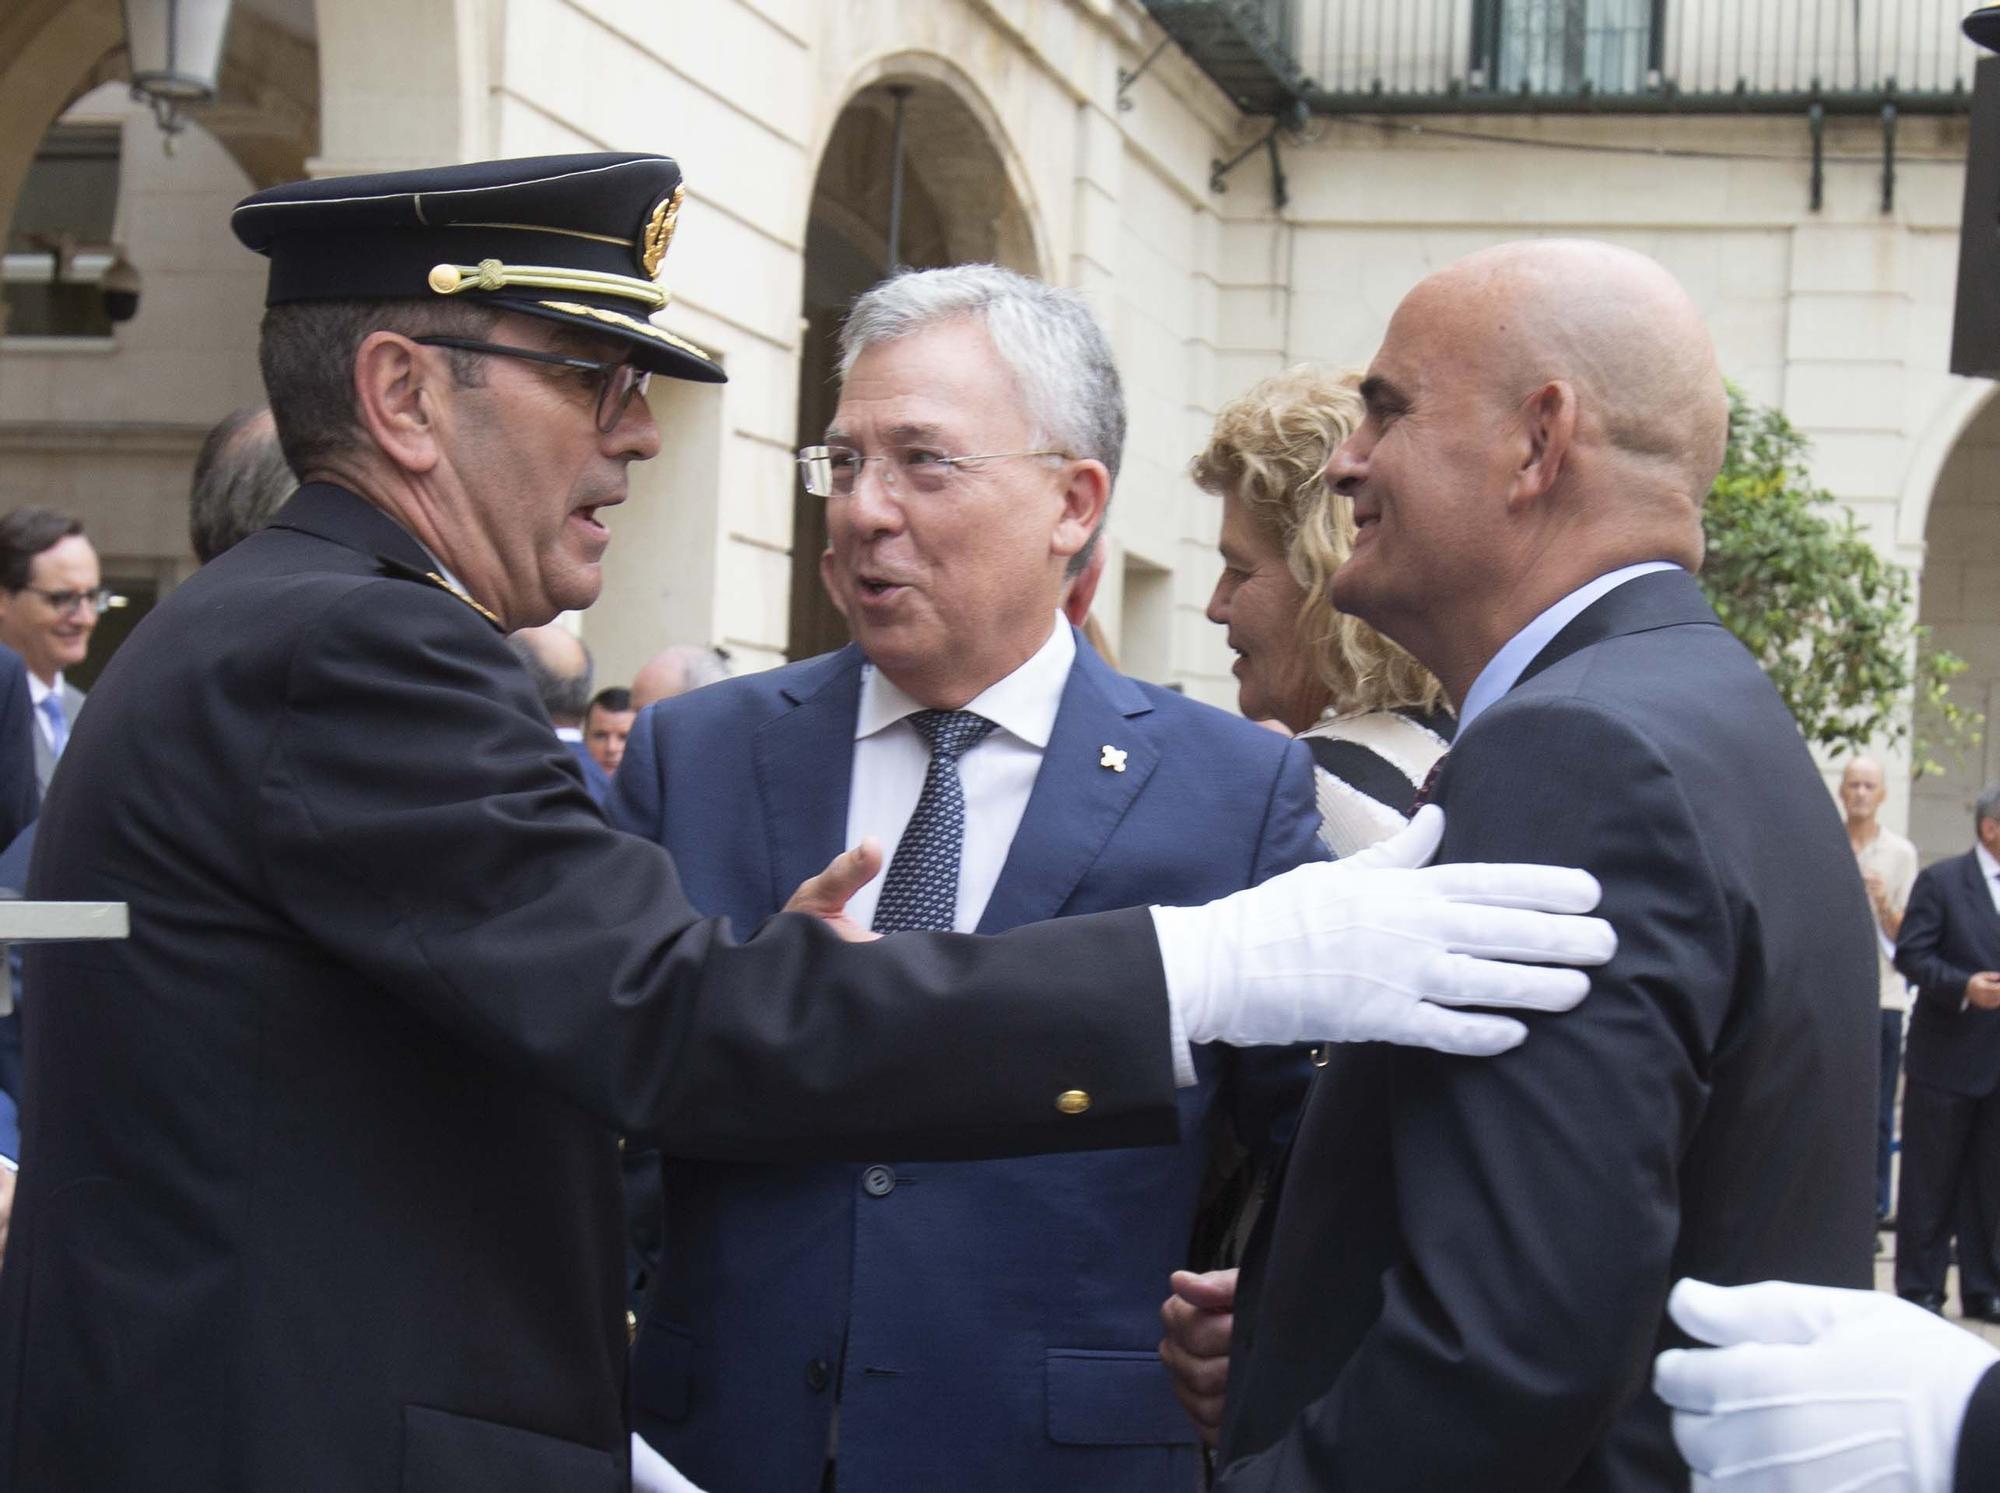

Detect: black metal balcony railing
[1141, 0, 1981, 115]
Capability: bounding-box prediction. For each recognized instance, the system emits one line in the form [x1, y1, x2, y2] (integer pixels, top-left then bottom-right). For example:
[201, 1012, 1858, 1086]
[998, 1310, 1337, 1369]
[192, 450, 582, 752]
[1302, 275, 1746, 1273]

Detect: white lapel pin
[1100, 744, 1127, 773]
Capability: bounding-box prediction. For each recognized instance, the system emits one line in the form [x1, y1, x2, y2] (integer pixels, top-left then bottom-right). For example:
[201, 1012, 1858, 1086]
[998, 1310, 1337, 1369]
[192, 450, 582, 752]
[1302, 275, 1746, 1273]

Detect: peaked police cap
[231, 153, 725, 382]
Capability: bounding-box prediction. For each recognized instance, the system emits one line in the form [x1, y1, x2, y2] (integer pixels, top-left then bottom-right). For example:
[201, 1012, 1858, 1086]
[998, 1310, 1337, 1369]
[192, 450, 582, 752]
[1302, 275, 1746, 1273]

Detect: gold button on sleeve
[1055, 1089, 1091, 1115]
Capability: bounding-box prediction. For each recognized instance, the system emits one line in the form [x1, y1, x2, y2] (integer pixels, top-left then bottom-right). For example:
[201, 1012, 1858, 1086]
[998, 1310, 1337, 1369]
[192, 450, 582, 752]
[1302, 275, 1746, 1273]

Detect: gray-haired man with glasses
[612, 263, 1606, 1493]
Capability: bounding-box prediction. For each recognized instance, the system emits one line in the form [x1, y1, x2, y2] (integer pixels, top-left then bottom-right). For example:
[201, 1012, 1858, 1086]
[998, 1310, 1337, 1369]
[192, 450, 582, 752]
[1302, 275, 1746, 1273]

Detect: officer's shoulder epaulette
[374, 554, 503, 630]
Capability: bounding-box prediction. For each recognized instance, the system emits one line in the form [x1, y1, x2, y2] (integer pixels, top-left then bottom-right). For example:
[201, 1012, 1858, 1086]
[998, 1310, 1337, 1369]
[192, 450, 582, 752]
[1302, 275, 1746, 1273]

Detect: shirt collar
[26, 671, 60, 705]
[1457, 562, 1681, 733]
[1977, 843, 1999, 882]
[856, 613, 1074, 749]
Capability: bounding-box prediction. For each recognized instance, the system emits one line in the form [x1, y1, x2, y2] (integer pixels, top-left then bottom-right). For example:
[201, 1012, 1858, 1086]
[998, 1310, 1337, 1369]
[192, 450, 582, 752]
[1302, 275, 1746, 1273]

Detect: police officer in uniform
[0, 153, 1610, 1493]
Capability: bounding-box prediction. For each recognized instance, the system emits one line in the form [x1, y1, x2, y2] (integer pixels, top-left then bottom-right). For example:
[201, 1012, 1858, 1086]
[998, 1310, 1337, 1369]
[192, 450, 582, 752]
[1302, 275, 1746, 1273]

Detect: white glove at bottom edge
[1654, 1278, 2000, 1493]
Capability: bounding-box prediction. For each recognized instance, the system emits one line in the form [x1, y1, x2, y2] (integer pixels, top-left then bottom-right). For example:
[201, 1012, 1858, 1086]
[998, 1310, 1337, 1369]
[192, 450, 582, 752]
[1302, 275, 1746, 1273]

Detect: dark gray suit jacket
[1216, 569, 1877, 1492]
[1897, 849, 2000, 1098]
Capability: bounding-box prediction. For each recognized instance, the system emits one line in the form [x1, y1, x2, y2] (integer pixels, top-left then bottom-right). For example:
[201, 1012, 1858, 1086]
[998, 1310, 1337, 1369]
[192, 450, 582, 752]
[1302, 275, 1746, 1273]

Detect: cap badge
[639, 183, 684, 279]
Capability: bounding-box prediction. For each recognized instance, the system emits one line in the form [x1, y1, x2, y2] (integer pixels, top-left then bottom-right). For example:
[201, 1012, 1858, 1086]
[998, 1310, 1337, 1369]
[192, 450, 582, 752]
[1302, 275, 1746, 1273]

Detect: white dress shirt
[841, 615, 1074, 934]
[1457, 561, 1680, 734]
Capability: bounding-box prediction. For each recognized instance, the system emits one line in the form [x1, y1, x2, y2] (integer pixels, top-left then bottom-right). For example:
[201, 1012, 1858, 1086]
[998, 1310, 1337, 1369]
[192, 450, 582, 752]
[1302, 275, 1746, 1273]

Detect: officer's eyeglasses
[17, 586, 122, 618]
[412, 337, 652, 433]
[796, 444, 1069, 499]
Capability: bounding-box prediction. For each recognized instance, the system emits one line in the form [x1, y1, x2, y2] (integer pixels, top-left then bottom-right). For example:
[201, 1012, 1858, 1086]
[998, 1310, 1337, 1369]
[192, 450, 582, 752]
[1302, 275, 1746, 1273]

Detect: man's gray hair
[838, 265, 1125, 572]
[630, 644, 733, 710]
[189, 407, 295, 564]
[1977, 783, 2000, 831]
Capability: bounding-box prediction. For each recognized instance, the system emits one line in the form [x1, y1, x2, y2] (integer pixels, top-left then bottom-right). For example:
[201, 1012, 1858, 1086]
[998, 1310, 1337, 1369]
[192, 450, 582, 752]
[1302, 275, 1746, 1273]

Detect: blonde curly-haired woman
[1195, 364, 1453, 858]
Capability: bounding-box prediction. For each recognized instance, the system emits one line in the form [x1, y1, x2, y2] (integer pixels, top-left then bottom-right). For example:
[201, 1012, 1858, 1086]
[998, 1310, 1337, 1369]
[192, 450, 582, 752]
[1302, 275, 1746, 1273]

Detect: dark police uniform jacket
[0, 483, 1177, 1493]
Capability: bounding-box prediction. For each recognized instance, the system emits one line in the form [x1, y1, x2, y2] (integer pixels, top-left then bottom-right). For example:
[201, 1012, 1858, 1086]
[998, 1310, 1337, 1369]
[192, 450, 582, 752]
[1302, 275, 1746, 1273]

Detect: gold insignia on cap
[1056, 1089, 1091, 1115]
[639, 183, 684, 280]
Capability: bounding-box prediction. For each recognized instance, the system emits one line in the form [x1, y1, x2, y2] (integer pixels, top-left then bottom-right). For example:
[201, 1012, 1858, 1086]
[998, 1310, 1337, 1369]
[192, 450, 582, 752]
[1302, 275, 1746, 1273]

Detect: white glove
[632, 1432, 710, 1493]
[1152, 805, 1613, 1059]
[1654, 1278, 2000, 1493]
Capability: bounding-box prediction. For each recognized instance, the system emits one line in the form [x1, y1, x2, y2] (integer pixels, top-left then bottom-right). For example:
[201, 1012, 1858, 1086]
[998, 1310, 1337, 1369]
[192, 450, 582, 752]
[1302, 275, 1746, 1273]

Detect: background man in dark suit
[0, 155, 1611, 1493]
[1166, 238, 1875, 1490]
[1894, 786, 2000, 1318]
[614, 265, 1323, 1492]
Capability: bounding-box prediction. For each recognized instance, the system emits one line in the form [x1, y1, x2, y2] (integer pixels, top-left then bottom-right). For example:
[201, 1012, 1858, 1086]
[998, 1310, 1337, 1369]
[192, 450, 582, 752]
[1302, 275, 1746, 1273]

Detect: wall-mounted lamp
[119, 0, 235, 138]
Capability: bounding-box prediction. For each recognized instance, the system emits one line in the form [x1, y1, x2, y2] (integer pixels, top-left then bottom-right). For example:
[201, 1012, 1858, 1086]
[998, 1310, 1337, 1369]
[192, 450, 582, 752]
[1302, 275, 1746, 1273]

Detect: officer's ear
[352, 331, 444, 476]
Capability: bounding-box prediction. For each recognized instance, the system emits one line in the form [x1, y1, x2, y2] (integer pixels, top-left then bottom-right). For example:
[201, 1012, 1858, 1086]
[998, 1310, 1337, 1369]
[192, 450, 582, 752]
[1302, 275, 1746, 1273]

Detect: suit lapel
[977, 640, 1156, 934]
[1515, 568, 1720, 691]
[753, 647, 864, 915]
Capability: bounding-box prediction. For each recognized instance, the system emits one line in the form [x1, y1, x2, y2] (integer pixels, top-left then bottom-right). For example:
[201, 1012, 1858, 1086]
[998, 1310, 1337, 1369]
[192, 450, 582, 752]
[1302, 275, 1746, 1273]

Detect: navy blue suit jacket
[608, 637, 1324, 1493]
[1897, 849, 2000, 1098]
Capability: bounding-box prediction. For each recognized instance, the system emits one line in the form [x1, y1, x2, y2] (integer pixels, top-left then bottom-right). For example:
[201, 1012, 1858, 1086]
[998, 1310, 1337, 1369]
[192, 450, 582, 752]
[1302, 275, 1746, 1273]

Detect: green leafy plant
[1699, 384, 1975, 773]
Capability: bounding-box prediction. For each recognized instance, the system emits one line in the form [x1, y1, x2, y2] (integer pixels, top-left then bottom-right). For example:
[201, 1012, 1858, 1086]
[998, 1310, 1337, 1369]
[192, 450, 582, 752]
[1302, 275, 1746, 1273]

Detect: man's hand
[631, 1432, 709, 1493]
[1153, 806, 1616, 1058]
[1967, 972, 2000, 1010]
[1654, 1278, 1998, 1492]
[783, 839, 884, 943]
[1160, 1267, 1236, 1444]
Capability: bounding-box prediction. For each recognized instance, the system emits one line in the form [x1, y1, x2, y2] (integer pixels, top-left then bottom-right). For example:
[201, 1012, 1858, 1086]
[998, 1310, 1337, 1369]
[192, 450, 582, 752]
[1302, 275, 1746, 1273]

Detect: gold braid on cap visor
[427, 257, 670, 311]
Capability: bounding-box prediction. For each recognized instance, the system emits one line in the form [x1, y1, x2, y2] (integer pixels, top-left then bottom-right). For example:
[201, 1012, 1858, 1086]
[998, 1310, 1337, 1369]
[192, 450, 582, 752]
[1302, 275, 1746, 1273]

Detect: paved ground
[1875, 1221, 2000, 1347]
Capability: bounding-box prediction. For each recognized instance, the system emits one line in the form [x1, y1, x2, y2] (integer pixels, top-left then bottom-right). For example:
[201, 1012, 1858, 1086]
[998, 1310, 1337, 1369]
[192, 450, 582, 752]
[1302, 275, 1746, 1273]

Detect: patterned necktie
[38, 691, 67, 759]
[871, 709, 998, 934]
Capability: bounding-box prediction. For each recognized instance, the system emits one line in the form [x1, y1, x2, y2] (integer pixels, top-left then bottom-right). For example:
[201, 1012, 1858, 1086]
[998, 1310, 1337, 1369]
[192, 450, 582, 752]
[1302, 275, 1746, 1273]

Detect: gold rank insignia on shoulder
[424, 572, 502, 627]
[374, 554, 504, 630]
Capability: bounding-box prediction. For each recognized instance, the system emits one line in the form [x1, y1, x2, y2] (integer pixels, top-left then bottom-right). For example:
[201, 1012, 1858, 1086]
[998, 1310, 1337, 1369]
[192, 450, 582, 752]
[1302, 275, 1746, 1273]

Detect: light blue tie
[38, 691, 67, 759]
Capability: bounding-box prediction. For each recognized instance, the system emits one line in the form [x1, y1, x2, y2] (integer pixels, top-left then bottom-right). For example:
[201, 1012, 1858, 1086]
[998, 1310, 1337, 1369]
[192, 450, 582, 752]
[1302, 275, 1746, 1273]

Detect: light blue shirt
[1456, 562, 1682, 734]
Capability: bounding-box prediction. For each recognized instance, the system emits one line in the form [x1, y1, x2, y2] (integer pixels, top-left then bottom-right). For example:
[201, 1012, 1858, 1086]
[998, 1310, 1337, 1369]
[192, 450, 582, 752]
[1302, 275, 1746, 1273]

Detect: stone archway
[1912, 393, 2000, 863]
[786, 70, 1042, 661]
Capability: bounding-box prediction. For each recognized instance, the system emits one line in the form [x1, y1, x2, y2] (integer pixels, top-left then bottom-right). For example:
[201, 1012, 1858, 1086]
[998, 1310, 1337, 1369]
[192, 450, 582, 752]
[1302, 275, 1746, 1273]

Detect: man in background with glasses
[0, 506, 113, 792]
[0, 155, 1611, 1493]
